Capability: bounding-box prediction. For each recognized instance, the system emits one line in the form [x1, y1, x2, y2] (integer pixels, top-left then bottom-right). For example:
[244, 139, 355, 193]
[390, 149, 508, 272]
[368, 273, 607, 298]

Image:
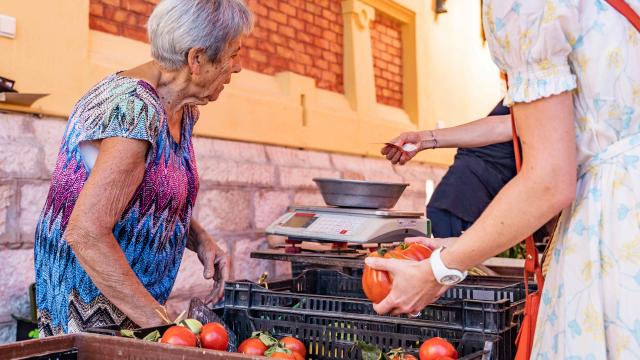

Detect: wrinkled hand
[381, 131, 425, 165]
[365, 256, 447, 316]
[404, 236, 458, 250]
[195, 232, 229, 304]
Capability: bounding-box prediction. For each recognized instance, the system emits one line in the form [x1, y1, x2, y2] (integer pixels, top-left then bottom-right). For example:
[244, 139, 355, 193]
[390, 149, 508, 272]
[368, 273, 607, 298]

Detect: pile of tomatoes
[362, 242, 433, 303]
[158, 320, 229, 351]
[238, 331, 306, 359]
[155, 321, 306, 359]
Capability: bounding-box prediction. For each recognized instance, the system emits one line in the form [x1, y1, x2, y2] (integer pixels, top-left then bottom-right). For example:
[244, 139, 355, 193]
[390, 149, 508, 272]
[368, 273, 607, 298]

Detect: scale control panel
[282, 212, 366, 236]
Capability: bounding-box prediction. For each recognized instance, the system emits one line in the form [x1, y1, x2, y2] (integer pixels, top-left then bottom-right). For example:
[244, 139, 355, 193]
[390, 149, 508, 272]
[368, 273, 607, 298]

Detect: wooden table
[0, 332, 263, 359]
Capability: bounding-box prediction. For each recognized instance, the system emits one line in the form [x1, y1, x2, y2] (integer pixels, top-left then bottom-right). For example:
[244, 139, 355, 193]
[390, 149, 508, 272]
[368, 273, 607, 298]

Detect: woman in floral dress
[369, 1, 640, 358]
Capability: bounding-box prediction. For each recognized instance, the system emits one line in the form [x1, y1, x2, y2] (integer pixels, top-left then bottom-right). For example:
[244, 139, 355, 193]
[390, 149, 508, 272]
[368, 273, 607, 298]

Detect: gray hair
[148, 0, 253, 70]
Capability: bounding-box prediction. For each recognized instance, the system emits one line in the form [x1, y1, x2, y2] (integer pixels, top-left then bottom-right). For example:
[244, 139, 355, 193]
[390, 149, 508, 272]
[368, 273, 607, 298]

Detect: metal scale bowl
[312, 178, 409, 209]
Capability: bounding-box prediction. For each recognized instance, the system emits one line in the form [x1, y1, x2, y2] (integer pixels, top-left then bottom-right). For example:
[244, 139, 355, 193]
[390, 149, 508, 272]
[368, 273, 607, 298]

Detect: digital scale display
[282, 213, 317, 228]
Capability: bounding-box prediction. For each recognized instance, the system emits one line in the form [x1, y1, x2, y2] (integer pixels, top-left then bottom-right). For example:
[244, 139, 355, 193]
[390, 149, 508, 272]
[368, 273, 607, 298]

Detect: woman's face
[189, 38, 242, 105]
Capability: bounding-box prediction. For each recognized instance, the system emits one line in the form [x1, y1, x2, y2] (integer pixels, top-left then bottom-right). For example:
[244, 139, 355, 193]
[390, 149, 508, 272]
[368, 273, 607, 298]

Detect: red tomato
[363, 244, 432, 303]
[394, 243, 432, 261]
[200, 323, 229, 351]
[419, 337, 458, 360]
[280, 336, 306, 358]
[362, 249, 393, 303]
[238, 337, 268, 355]
[268, 352, 303, 359]
[160, 325, 197, 347]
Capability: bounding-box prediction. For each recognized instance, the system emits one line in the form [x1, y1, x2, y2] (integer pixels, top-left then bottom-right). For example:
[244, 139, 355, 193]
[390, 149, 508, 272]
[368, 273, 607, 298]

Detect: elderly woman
[374, 0, 640, 358]
[33, 0, 252, 336]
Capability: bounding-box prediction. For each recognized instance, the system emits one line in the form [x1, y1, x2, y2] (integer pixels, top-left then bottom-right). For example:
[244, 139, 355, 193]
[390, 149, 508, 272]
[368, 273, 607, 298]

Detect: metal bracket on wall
[435, 0, 448, 14]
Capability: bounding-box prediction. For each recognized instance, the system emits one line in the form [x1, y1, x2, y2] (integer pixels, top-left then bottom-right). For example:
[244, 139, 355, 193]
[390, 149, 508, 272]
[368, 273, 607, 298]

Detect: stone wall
[0, 111, 446, 343]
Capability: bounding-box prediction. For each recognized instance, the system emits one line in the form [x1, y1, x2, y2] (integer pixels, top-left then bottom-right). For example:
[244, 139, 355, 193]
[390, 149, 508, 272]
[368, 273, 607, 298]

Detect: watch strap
[431, 247, 467, 285]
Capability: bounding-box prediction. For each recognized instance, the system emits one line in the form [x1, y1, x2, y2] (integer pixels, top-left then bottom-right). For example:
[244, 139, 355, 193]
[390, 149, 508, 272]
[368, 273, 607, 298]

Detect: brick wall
[89, 0, 158, 43]
[371, 12, 404, 108]
[243, 0, 344, 93]
[0, 111, 445, 343]
[89, 0, 345, 93]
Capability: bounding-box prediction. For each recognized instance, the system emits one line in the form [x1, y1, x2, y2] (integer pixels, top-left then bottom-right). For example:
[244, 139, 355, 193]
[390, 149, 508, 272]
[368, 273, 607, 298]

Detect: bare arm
[64, 137, 170, 327]
[442, 92, 577, 270]
[383, 114, 512, 165]
[187, 218, 230, 304]
[429, 114, 512, 148]
[368, 92, 577, 315]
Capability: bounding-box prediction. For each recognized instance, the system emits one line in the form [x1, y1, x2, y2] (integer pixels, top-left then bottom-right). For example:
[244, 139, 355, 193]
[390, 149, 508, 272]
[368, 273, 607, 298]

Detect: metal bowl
[312, 178, 409, 209]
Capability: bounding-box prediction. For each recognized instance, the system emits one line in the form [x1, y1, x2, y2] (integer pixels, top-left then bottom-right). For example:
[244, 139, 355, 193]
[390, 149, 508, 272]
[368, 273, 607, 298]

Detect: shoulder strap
[606, 0, 640, 32]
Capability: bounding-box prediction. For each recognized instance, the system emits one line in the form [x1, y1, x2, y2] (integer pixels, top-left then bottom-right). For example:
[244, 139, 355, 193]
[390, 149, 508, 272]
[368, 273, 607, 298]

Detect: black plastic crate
[293, 269, 530, 303]
[223, 307, 517, 360]
[228, 269, 526, 333]
[292, 262, 363, 279]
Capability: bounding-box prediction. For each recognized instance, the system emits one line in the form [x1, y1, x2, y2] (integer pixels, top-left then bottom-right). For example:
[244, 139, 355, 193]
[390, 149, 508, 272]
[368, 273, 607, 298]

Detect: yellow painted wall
[421, 0, 504, 128]
[0, 0, 502, 166]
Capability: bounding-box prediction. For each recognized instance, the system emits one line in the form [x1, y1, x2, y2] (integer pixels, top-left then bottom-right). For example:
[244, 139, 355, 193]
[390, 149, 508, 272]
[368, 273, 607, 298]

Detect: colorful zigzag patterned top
[34, 73, 199, 336]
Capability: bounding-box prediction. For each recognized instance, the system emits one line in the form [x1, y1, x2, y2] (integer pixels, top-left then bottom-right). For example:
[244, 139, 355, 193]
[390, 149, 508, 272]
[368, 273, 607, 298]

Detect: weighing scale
[266, 205, 430, 244]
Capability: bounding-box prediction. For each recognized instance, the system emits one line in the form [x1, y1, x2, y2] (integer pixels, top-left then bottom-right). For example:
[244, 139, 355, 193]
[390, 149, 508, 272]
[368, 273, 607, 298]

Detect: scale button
[339, 229, 348, 235]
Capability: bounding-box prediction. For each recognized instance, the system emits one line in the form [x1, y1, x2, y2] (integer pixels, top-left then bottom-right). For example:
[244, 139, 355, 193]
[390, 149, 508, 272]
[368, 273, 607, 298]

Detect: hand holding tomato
[364, 256, 445, 316]
[362, 243, 433, 304]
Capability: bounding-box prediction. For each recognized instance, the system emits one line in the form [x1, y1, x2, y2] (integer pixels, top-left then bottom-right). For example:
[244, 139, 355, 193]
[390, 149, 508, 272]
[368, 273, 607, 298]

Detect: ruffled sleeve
[483, 0, 579, 106]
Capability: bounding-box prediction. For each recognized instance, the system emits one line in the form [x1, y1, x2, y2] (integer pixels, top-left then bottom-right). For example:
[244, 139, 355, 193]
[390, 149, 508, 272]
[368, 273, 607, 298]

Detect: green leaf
[264, 346, 292, 357]
[179, 319, 203, 335]
[28, 329, 39, 339]
[387, 347, 410, 359]
[142, 330, 161, 342]
[254, 331, 279, 347]
[353, 341, 385, 360]
[120, 329, 136, 338]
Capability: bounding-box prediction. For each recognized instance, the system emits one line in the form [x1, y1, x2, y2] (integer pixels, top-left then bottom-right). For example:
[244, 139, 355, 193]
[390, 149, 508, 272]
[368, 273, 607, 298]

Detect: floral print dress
[484, 0, 640, 358]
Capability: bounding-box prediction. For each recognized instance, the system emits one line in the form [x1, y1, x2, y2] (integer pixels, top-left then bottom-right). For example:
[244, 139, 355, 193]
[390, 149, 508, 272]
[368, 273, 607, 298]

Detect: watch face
[441, 274, 462, 285]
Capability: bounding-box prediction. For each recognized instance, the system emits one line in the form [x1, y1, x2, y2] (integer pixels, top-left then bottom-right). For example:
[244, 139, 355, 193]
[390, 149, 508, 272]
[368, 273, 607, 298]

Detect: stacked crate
[223, 269, 531, 360]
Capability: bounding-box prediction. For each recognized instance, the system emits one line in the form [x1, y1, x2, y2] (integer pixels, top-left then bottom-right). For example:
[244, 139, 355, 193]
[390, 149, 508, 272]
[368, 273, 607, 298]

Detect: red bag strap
[605, 0, 640, 32]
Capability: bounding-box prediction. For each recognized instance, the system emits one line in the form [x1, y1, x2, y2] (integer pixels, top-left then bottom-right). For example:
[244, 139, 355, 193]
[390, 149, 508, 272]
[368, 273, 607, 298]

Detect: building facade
[0, 0, 503, 341]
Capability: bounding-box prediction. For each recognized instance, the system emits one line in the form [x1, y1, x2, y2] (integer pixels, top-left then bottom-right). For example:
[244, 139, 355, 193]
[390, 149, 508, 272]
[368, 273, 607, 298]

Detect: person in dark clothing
[382, 99, 515, 238]
[428, 102, 514, 237]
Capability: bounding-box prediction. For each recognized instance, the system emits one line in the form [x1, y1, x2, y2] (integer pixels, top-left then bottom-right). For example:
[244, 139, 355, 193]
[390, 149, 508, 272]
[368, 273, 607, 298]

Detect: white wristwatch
[430, 247, 468, 285]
